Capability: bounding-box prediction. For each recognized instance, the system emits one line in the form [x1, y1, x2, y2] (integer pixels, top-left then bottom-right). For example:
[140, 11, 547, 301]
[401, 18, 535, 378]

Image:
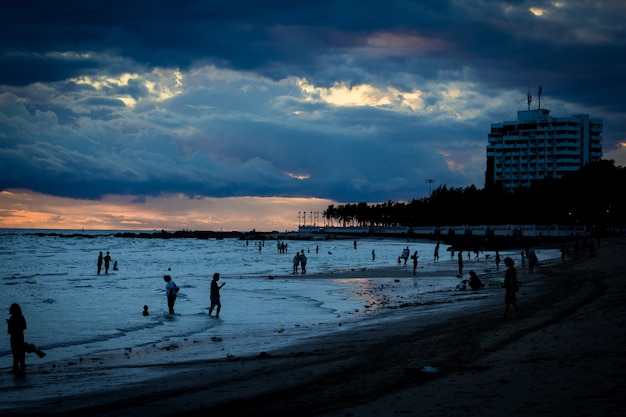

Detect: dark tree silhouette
[322, 160, 625, 235]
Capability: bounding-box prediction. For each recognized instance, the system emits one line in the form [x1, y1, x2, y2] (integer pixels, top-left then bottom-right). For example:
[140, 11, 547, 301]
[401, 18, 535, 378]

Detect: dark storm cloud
[3, 1, 624, 107]
[1, 0, 625, 204]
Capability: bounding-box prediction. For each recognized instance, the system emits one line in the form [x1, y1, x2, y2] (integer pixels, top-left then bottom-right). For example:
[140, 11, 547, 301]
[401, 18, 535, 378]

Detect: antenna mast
[538, 85, 543, 110]
[527, 86, 532, 110]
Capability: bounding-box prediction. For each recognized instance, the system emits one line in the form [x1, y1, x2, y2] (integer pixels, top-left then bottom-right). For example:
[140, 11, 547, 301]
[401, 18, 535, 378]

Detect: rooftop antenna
[527, 86, 532, 110]
[538, 85, 543, 110]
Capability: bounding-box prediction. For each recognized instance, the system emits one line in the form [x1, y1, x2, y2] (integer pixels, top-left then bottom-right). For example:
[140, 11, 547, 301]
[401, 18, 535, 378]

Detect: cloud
[1, 0, 625, 230]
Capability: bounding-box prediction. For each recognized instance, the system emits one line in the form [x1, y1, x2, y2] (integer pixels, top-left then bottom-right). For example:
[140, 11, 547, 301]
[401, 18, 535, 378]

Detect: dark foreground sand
[4, 238, 626, 417]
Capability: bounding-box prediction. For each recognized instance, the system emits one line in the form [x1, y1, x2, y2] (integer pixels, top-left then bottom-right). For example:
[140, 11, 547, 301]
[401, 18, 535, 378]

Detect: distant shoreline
[3, 227, 597, 250]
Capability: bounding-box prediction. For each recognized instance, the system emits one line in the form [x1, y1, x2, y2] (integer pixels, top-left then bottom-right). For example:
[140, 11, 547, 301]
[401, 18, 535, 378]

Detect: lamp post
[425, 178, 435, 196]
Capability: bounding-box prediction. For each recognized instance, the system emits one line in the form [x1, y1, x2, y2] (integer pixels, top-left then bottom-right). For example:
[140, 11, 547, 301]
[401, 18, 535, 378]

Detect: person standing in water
[104, 251, 112, 274]
[209, 273, 225, 318]
[292, 252, 301, 274]
[299, 250, 307, 274]
[97, 251, 103, 275]
[6, 303, 46, 375]
[163, 275, 179, 314]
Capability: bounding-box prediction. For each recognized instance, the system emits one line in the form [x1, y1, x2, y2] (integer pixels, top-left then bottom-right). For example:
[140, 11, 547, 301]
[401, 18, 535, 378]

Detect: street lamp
[425, 178, 435, 196]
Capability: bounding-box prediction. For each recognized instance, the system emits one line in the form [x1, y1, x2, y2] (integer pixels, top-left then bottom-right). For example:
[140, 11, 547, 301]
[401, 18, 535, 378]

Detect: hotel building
[485, 97, 603, 192]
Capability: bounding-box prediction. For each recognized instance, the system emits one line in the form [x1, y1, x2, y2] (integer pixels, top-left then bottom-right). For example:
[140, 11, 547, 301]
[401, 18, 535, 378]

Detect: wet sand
[3, 238, 625, 416]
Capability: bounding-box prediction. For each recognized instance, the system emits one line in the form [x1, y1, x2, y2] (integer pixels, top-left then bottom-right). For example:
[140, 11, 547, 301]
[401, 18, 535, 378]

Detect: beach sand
[3, 238, 625, 416]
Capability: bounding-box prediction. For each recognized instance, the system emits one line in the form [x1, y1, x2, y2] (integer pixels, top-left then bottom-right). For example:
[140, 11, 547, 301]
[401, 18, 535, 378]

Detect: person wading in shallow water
[97, 251, 103, 275]
[163, 275, 179, 314]
[208, 273, 226, 318]
[104, 251, 112, 274]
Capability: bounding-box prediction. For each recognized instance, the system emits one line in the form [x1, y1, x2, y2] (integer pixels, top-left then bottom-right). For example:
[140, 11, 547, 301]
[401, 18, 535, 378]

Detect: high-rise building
[485, 90, 602, 192]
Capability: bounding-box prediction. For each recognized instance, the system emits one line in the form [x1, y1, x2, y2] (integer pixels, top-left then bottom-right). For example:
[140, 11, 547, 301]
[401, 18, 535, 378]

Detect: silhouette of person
[143, 305, 149, 316]
[528, 249, 539, 274]
[163, 275, 179, 314]
[208, 273, 225, 318]
[97, 251, 103, 275]
[300, 250, 307, 274]
[292, 252, 301, 274]
[495, 251, 501, 271]
[502, 257, 519, 318]
[411, 251, 419, 275]
[402, 247, 410, 266]
[468, 271, 485, 290]
[6, 303, 45, 375]
[113, 260, 118, 271]
[433, 242, 439, 262]
[457, 251, 464, 276]
[104, 251, 111, 274]
[372, 249, 376, 261]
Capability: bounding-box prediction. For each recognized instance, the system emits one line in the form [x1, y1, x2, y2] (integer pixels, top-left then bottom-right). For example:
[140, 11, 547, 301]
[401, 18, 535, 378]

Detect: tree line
[322, 160, 625, 233]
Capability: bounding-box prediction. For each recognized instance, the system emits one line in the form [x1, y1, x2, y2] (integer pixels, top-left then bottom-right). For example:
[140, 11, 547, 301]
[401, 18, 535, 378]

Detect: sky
[1, 1, 625, 231]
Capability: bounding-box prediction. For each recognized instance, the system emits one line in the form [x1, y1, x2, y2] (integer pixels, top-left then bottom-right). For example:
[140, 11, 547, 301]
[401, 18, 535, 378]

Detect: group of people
[452, 255, 520, 319]
[97, 251, 112, 274]
[292, 250, 308, 274]
[276, 241, 289, 253]
[455, 270, 486, 291]
[161, 272, 225, 318]
[398, 247, 411, 266]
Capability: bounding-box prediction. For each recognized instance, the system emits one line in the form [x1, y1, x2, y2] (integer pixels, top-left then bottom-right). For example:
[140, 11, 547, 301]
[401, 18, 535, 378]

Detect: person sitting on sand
[468, 271, 485, 290]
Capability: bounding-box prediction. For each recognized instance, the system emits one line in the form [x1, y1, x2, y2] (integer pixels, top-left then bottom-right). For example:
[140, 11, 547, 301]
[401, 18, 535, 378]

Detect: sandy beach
[3, 238, 625, 417]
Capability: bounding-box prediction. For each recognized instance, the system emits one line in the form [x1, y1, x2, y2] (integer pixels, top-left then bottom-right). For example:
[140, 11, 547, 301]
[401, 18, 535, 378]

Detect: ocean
[0, 229, 559, 406]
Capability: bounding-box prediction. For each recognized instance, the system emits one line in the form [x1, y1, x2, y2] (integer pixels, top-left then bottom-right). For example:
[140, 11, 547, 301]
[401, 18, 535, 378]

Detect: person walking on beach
[502, 257, 519, 319]
[6, 303, 46, 375]
[457, 251, 464, 276]
[495, 251, 501, 270]
[97, 251, 103, 275]
[104, 251, 112, 274]
[209, 273, 225, 318]
[433, 242, 439, 262]
[163, 275, 179, 314]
